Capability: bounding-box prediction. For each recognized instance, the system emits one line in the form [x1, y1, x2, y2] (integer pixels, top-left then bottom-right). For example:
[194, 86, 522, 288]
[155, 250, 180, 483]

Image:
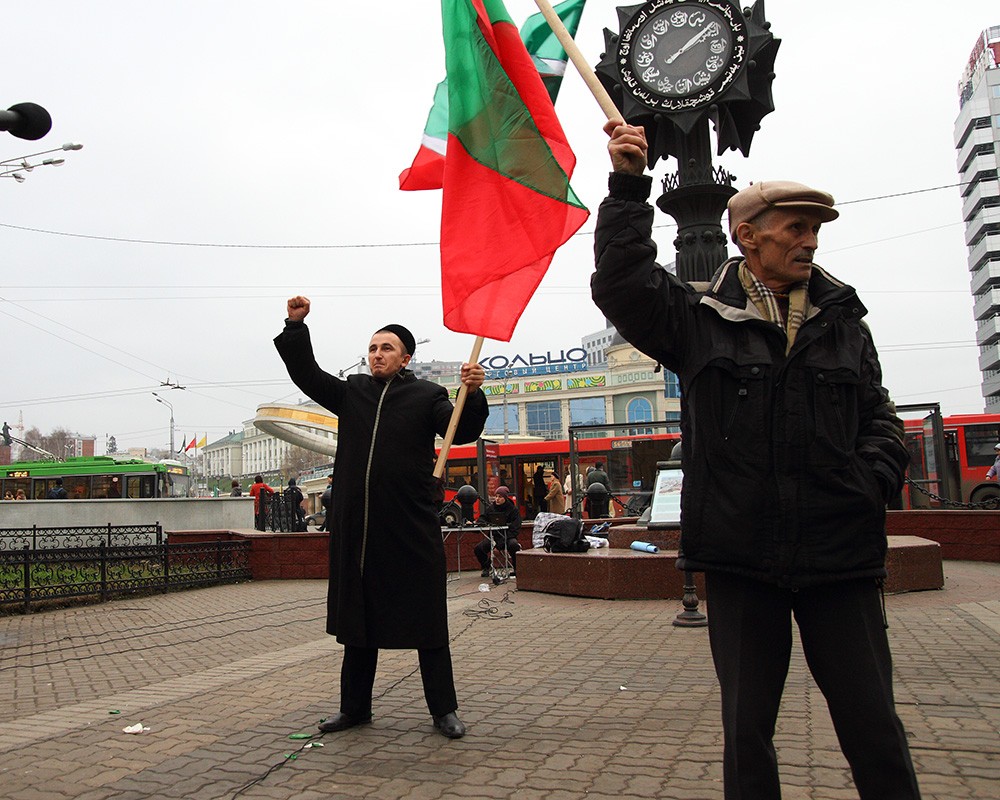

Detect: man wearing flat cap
[592, 122, 919, 799]
[275, 296, 488, 739]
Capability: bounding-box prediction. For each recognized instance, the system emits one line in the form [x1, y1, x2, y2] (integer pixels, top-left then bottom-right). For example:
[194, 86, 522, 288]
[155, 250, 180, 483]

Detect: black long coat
[274, 321, 488, 648]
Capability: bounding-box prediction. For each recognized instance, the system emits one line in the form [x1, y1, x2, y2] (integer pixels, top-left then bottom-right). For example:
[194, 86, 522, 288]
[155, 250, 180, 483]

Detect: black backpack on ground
[542, 517, 589, 553]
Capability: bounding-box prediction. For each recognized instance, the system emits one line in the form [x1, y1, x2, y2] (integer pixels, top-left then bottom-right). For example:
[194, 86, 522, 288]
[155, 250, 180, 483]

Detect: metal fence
[0, 523, 163, 551]
[0, 539, 252, 614]
[257, 493, 304, 532]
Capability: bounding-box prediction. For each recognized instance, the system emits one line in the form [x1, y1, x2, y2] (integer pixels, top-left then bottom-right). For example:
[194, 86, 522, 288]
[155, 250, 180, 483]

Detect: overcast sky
[1, 0, 997, 453]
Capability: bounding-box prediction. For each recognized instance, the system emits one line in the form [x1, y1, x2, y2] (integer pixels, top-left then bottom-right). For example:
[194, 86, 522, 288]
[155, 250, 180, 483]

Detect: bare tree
[281, 445, 328, 480]
[41, 428, 76, 459]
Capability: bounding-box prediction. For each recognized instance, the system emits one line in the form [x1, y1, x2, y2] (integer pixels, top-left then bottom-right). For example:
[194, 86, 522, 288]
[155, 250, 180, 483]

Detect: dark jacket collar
[704, 257, 866, 318]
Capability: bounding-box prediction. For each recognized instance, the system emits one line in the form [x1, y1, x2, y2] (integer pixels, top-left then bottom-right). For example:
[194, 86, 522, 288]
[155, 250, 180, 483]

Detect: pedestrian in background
[45, 478, 68, 499]
[318, 473, 333, 532]
[985, 443, 1000, 480]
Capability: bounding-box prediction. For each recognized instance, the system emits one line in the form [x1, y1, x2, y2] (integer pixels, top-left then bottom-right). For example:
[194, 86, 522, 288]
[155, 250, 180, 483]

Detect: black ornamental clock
[596, 0, 779, 168]
[624, 1, 746, 111]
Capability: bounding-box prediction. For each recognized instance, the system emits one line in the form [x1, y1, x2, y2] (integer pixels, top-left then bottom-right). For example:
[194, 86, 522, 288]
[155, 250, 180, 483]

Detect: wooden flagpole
[433, 335, 485, 479]
[532, 0, 621, 122]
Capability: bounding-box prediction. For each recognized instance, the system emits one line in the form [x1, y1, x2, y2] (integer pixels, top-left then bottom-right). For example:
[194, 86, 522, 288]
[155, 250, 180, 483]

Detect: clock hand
[664, 25, 712, 65]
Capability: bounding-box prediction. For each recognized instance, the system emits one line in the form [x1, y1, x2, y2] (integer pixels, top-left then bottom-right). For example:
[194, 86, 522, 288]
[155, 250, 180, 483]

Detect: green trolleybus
[1, 457, 192, 500]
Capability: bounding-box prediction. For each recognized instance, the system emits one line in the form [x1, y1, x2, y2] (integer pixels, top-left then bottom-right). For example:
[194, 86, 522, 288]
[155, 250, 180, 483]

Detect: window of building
[484, 404, 519, 436]
[993, 86, 1000, 98]
[663, 370, 681, 398]
[526, 400, 562, 438]
[626, 397, 653, 423]
[626, 397, 654, 435]
[569, 397, 606, 427]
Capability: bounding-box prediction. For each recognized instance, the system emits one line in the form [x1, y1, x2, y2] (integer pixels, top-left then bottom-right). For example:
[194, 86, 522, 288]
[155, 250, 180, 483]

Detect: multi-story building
[955, 26, 1000, 412]
[240, 418, 294, 482]
[203, 431, 244, 488]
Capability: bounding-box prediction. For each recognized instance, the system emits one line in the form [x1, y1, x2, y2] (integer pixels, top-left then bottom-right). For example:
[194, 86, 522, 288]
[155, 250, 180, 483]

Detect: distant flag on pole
[183, 436, 197, 453]
[398, 0, 587, 191]
[436, 0, 589, 341]
[197, 435, 207, 449]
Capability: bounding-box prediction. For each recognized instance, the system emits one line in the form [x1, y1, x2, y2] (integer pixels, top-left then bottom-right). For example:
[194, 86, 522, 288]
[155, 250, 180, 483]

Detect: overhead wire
[0, 178, 975, 251]
[0, 177, 988, 422]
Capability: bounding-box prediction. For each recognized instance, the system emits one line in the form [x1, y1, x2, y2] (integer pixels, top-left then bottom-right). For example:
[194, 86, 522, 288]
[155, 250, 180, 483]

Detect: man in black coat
[283, 477, 305, 531]
[592, 121, 919, 799]
[274, 296, 487, 739]
[474, 485, 521, 576]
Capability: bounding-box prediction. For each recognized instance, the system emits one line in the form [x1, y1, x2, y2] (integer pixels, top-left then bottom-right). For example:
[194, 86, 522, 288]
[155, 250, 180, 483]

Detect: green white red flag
[435, 0, 589, 341]
[398, 0, 586, 192]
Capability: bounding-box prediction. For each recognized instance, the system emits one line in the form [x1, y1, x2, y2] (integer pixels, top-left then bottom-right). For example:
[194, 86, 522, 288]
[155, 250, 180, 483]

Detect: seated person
[474, 486, 522, 577]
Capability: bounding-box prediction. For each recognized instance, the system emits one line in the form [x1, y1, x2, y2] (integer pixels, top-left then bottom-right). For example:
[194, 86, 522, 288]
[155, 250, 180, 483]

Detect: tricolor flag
[183, 436, 197, 453]
[398, 0, 586, 191]
[437, 0, 589, 341]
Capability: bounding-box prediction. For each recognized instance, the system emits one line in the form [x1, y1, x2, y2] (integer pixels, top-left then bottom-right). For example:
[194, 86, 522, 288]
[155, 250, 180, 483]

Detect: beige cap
[728, 181, 839, 241]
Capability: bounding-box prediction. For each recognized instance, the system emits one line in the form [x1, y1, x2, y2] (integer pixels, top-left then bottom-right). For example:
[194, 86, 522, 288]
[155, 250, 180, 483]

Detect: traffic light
[1, 422, 11, 447]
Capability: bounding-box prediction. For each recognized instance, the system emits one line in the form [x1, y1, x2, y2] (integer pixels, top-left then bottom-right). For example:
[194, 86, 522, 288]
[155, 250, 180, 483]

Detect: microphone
[0, 102, 53, 141]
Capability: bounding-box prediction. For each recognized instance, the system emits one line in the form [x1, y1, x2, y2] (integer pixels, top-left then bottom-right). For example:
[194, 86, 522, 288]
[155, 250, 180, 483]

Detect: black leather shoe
[480, 567, 491, 577]
[433, 711, 466, 739]
[317, 711, 372, 732]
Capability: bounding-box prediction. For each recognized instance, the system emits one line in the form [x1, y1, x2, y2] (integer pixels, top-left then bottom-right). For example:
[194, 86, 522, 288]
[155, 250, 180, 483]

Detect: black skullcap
[376, 324, 416, 356]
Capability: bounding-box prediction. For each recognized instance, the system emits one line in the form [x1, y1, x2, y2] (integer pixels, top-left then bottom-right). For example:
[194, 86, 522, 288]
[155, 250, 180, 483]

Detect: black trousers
[705, 571, 921, 800]
[473, 535, 520, 570]
[339, 644, 458, 719]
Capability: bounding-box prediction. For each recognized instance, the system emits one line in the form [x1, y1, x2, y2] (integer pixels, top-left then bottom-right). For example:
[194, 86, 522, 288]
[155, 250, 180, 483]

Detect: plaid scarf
[738, 262, 809, 355]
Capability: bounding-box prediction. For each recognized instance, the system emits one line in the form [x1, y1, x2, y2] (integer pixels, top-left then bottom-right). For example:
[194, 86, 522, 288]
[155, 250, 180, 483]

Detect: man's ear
[735, 221, 757, 252]
[401, 354, 412, 368]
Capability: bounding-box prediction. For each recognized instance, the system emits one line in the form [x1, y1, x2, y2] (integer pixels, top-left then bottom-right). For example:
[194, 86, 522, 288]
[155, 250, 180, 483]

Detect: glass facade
[569, 397, 606, 427]
[526, 400, 562, 438]
[626, 397, 653, 422]
[485, 404, 519, 436]
[663, 370, 681, 398]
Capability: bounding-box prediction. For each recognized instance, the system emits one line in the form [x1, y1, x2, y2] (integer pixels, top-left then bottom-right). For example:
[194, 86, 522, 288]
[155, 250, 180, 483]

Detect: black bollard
[673, 570, 707, 627]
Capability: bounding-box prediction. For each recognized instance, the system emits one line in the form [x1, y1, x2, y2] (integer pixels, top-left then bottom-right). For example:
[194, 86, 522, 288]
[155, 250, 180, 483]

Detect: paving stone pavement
[1, 560, 998, 800]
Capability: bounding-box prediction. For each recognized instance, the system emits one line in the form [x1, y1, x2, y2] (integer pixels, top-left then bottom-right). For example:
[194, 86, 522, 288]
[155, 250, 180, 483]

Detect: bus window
[445, 465, 475, 493]
[126, 475, 156, 498]
[963, 423, 1000, 468]
[93, 474, 123, 498]
[65, 475, 91, 499]
[2, 478, 29, 498]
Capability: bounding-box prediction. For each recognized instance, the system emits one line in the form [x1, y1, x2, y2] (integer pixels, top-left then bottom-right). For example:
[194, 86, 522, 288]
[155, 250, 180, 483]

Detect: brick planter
[886, 510, 1000, 562]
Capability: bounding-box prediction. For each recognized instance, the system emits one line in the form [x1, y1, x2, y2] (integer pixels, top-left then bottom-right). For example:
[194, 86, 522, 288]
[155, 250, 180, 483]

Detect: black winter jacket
[592, 174, 909, 588]
[478, 498, 522, 542]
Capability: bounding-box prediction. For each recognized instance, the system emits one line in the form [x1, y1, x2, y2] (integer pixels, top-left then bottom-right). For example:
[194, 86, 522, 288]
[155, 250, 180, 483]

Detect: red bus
[901, 413, 1000, 507]
[439, 431, 681, 517]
